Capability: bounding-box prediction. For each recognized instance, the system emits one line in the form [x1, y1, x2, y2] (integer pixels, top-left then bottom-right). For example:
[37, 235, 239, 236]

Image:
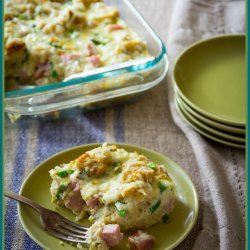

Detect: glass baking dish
[4, 0, 168, 116]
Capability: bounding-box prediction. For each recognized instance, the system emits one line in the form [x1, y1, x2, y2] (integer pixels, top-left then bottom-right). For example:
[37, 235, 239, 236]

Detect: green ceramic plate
[18, 143, 199, 250]
[175, 99, 245, 148]
[173, 35, 246, 127]
[176, 97, 245, 143]
[175, 91, 245, 135]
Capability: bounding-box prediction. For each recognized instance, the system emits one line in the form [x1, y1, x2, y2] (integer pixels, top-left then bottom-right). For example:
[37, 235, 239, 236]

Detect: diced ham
[128, 230, 155, 250]
[101, 224, 124, 247]
[65, 190, 86, 214]
[87, 195, 100, 209]
[108, 24, 124, 31]
[84, 42, 96, 56]
[89, 54, 101, 67]
[61, 53, 80, 63]
[34, 62, 50, 80]
[164, 196, 175, 214]
[69, 182, 80, 192]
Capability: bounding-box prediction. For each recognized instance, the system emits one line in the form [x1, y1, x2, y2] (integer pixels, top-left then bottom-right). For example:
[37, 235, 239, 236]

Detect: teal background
[247, 0, 249, 249]
[1, 0, 4, 249]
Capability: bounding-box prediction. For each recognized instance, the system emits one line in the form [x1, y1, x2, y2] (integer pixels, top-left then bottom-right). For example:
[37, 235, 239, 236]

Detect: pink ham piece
[89, 54, 101, 67]
[61, 53, 80, 63]
[101, 224, 124, 247]
[128, 230, 155, 250]
[84, 42, 96, 56]
[34, 62, 50, 80]
[108, 24, 124, 31]
[87, 195, 100, 209]
[69, 182, 80, 192]
[164, 196, 175, 214]
[65, 190, 86, 214]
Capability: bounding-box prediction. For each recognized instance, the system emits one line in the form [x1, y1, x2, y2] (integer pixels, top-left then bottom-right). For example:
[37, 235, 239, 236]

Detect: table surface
[4, 0, 245, 249]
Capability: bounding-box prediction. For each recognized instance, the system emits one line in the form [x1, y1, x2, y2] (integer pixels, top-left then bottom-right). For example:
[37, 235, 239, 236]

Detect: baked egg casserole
[50, 144, 175, 249]
[5, 0, 150, 91]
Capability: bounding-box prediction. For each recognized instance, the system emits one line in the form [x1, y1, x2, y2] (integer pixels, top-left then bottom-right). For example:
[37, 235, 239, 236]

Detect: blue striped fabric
[5, 107, 114, 249]
[5, 121, 29, 250]
[114, 105, 125, 142]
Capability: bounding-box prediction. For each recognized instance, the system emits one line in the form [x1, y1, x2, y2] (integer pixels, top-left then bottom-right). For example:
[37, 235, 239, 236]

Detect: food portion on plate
[4, 0, 150, 91]
[49, 143, 175, 249]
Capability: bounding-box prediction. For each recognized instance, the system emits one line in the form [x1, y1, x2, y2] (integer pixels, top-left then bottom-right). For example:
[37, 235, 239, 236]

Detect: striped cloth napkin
[5, 109, 108, 249]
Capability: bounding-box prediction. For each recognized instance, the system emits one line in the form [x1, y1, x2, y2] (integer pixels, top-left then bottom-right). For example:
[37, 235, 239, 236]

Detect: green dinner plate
[18, 143, 199, 250]
[175, 91, 245, 135]
[176, 97, 245, 143]
[173, 35, 246, 127]
[175, 99, 245, 148]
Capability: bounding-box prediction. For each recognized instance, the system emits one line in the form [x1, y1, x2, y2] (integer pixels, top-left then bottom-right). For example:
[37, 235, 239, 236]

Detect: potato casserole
[4, 0, 150, 91]
[50, 144, 175, 249]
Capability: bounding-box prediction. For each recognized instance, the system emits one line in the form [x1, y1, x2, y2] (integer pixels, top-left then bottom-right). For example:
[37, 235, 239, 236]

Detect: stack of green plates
[173, 35, 246, 148]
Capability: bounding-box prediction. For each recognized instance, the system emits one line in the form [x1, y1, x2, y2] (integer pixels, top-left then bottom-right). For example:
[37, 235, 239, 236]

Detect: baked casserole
[5, 0, 150, 91]
[49, 144, 175, 249]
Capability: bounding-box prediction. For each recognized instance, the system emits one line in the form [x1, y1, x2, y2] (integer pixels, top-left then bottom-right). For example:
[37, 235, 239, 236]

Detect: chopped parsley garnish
[162, 213, 169, 223]
[115, 201, 127, 217]
[114, 166, 122, 174]
[150, 200, 161, 214]
[56, 185, 67, 200]
[57, 170, 75, 178]
[113, 162, 122, 173]
[51, 70, 59, 79]
[91, 38, 107, 46]
[118, 210, 126, 217]
[148, 163, 156, 170]
[50, 61, 59, 79]
[158, 182, 167, 193]
[49, 42, 62, 49]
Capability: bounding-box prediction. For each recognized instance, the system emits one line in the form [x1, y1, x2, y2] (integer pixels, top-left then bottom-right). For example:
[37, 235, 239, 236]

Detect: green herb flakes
[52, 70, 59, 79]
[158, 182, 167, 193]
[91, 38, 107, 46]
[148, 163, 156, 170]
[57, 170, 75, 178]
[150, 200, 161, 214]
[115, 201, 127, 217]
[118, 210, 126, 217]
[56, 185, 67, 200]
[49, 42, 62, 49]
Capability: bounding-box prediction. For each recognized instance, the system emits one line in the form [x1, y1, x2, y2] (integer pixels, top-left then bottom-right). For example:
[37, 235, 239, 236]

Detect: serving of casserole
[49, 143, 175, 249]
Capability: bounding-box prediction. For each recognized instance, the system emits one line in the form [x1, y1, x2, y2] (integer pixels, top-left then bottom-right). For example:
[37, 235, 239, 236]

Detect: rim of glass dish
[5, 0, 167, 98]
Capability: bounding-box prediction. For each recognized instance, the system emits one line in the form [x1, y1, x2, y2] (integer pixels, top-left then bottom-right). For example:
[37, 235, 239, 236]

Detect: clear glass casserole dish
[5, 0, 168, 116]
